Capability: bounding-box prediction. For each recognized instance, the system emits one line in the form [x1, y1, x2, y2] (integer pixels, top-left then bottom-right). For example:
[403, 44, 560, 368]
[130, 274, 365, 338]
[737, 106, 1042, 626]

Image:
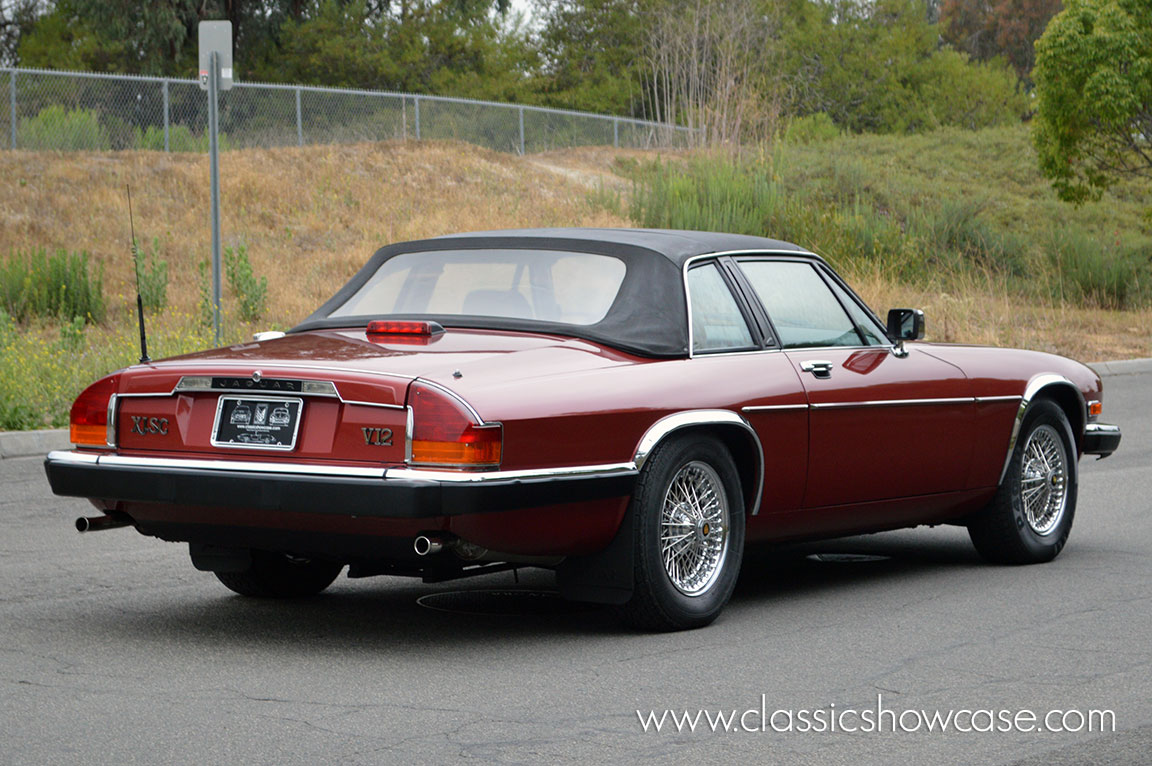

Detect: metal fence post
[9, 70, 16, 150]
[613, 118, 619, 149]
[208, 51, 223, 346]
[162, 79, 170, 152]
[518, 106, 525, 155]
[414, 96, 421, 140]
[295, 87, 303, 146]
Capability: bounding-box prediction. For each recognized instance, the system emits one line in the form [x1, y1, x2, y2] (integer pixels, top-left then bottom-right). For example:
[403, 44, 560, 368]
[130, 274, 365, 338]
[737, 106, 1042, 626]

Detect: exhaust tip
[414, 535, 444, 556]
[75, 514, 132, 533]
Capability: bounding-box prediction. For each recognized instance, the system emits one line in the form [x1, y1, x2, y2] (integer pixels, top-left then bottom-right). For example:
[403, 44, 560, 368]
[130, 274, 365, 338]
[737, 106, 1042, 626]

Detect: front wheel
[968, 399, 1077, 564]
[214, 550, 344, 598]
[620, 435, 745, 631]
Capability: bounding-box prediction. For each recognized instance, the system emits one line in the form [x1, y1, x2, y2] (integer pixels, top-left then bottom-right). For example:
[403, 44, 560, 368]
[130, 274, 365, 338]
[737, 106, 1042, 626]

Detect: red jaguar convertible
[45, 229, 1121, 630]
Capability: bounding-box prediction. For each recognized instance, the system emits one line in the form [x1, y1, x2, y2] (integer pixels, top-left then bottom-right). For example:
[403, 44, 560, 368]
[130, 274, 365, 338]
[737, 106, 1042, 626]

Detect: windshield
[329, 249, 627, 326]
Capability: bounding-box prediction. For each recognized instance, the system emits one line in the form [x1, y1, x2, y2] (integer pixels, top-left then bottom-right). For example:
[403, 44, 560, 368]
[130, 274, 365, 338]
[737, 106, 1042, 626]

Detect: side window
[739, 261, 863, 349]
[824, 271, 888, 346]
[687, 263, 755, 353]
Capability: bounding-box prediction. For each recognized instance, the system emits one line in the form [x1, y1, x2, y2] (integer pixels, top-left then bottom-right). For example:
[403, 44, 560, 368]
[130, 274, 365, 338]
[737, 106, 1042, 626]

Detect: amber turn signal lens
[1088, 401, 1103, 417]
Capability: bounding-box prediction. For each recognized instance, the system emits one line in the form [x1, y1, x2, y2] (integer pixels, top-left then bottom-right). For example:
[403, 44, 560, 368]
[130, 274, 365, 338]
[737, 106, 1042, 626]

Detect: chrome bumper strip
[45, 450, 636, 485]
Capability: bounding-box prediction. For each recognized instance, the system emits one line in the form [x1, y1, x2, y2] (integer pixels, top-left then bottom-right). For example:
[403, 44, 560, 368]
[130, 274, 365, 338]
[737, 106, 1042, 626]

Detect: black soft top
[293, 228, 810, 358]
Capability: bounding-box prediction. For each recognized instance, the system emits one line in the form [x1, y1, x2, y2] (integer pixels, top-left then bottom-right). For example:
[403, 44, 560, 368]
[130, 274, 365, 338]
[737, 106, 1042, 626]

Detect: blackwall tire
[968, 399, 1077, 565]
[619, 435, 745, 631]
[214, 550, 343, 598]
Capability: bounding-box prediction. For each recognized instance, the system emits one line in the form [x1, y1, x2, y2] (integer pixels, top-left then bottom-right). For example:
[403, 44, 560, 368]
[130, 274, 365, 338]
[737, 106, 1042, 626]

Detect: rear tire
[214, 550, 343, 598]
[620, 435, 745, 631]
[968, 399, 1077, 564]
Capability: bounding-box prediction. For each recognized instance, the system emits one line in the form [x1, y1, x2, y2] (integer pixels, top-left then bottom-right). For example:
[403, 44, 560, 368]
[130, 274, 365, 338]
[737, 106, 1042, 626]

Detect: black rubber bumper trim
[44, 459, 637, 517]
[1082, 423, 1121, 458]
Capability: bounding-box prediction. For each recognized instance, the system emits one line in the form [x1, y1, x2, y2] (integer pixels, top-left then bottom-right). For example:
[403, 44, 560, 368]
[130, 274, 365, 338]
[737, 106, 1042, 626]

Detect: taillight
[409, 381, 501, 468]
[70, 374, 119, 447]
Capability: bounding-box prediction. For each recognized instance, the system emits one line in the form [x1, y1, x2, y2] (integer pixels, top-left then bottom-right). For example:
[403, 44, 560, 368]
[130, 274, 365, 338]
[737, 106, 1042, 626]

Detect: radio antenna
[126, 184, 151, 364]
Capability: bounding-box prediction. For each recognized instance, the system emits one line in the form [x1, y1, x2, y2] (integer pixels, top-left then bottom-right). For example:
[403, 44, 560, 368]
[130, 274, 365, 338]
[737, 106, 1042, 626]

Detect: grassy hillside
[1, 128, 1149, 429]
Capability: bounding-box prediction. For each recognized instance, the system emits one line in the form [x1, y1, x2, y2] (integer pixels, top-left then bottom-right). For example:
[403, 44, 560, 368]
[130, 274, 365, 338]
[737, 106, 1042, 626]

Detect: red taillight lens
[366, 320, 445, 337]
[409, 381, 501, 467]
[70, 374, 119, 447]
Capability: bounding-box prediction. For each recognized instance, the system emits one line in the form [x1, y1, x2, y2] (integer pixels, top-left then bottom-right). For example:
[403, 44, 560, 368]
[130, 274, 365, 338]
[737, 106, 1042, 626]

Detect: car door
[733, 257, 976, 509]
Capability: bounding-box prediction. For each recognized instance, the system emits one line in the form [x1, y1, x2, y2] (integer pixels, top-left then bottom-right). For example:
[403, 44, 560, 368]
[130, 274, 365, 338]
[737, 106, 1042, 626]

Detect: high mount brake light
[409, 381, 501, 468]
[366, 320, 445, 337]
[70, 374, 119, 447]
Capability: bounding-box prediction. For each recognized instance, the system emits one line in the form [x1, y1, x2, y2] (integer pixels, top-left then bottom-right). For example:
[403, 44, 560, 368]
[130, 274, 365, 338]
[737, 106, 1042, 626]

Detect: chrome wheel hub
[660, 461, 730, 596]
[1019, 424, 1068, 536]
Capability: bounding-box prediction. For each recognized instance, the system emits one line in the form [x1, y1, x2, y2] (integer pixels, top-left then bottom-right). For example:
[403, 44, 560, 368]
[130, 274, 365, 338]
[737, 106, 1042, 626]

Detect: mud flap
[555, 505, 635, 605]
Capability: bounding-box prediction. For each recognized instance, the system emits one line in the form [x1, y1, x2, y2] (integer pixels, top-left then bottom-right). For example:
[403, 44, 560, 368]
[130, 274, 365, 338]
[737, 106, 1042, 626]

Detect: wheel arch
[998, 374, 1086, 484]
[634, 410, 764, 516]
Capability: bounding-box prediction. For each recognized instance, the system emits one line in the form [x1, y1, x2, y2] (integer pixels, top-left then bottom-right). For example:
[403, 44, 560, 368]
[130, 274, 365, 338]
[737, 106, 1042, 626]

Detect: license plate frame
[211, 395, 304, 451]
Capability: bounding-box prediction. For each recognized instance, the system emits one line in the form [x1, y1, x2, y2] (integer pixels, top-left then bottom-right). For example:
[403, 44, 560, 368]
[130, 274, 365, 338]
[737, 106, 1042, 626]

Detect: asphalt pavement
[1, 372, 1148, 765]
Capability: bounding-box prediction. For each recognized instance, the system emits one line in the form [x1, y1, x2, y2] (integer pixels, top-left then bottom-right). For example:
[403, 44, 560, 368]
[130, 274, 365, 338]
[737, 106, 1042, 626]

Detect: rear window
[329, 249, 627, 326]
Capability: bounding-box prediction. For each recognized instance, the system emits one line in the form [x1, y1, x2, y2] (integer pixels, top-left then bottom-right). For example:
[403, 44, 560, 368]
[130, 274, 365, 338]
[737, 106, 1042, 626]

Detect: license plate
[211, 396, 303, 451]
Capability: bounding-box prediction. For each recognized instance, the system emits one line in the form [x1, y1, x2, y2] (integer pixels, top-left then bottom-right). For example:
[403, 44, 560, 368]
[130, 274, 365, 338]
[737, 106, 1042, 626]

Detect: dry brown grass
[0, 141, 630, 326]
[1, 141, 1148, 361]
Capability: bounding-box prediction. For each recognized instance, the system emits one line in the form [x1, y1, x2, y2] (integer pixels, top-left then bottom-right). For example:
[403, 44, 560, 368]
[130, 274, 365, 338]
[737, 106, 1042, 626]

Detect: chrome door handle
[800, 360, 833, 378]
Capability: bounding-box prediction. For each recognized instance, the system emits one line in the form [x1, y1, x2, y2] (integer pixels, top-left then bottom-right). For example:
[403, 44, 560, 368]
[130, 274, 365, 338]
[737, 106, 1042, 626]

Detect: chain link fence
[1, 67, 696, 154]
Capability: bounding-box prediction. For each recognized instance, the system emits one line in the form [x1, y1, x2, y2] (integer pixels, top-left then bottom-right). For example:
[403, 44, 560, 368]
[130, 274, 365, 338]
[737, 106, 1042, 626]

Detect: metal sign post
[199, 21, 233, 346]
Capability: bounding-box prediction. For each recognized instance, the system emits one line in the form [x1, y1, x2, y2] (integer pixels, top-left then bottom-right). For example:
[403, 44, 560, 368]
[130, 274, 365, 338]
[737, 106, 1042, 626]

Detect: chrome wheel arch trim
[633, 409, 765, 516]
[998, 374, 1086, 484]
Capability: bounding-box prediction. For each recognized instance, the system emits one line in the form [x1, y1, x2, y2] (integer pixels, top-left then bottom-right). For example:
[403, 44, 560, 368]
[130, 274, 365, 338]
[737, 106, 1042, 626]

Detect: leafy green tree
[784, 0, 1026, 133]
[532, 0, 652, 115]
[1033, 0, 1152, 203]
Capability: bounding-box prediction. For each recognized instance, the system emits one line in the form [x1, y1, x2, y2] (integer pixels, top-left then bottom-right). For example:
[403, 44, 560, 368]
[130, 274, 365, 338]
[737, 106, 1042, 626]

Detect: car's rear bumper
[1083, 422, 1121, 458]
[43, 450, 638, 518]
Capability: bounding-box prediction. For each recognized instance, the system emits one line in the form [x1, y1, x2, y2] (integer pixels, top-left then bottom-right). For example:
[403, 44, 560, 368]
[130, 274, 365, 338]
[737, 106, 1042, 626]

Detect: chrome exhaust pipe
[75, 514, 131, 533]
[414, 535, 445, 556]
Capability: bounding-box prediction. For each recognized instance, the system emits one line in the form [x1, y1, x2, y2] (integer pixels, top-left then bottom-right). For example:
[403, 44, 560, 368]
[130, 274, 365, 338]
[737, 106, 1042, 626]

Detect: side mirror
[886, 308, 925, 341]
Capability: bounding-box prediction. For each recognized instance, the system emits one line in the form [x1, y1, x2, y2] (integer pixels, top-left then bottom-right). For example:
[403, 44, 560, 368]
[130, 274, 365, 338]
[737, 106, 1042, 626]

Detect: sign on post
[198, 21, 234, 91]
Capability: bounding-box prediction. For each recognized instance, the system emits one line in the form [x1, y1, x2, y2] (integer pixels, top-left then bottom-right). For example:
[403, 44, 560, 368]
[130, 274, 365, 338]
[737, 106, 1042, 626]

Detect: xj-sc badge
[130, 416, 168, 436]
[362, 427, 393, 447]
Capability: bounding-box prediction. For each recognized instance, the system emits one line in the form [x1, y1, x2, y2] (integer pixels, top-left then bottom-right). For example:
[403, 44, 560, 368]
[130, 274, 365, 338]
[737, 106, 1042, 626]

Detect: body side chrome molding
[809, 396, 975, 409]
[742, 403, 808, 412]
[744, 395, 1020, 414]
[45, 450, 634, 485]
[632, 409, 765, 516]
[998, 374, 1086, 484]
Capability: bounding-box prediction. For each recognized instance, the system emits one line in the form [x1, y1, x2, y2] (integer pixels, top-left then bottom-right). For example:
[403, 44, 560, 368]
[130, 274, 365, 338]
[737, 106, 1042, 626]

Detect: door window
[739, 261, 863, 349]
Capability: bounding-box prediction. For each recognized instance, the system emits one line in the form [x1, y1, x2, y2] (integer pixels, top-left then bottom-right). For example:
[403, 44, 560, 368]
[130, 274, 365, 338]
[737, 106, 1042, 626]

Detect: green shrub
[58, 315, 85, 351]
[19, 106, 110, 151]
[197, 258, 216, 328]
[783, 113, 840, 145]
[133, 237, 169, 311]
[134, 125, 233, 152]
[0, 248, 105, 323]
[1043, 227, 1151, 309]
[223, 243, 268, 322]
[908, 200, 1026, 274]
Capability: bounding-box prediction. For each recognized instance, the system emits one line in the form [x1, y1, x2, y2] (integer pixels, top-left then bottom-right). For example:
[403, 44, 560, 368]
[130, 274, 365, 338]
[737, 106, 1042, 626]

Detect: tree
[0, 0, 42, 66]
[1033, 0, 1152, 203]
[940, 0, 1061, 87]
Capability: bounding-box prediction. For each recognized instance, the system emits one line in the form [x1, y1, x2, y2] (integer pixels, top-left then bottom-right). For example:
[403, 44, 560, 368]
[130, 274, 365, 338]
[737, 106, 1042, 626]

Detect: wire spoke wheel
[1019, 424, 1068, 536]
[659, 461, 730, 596]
